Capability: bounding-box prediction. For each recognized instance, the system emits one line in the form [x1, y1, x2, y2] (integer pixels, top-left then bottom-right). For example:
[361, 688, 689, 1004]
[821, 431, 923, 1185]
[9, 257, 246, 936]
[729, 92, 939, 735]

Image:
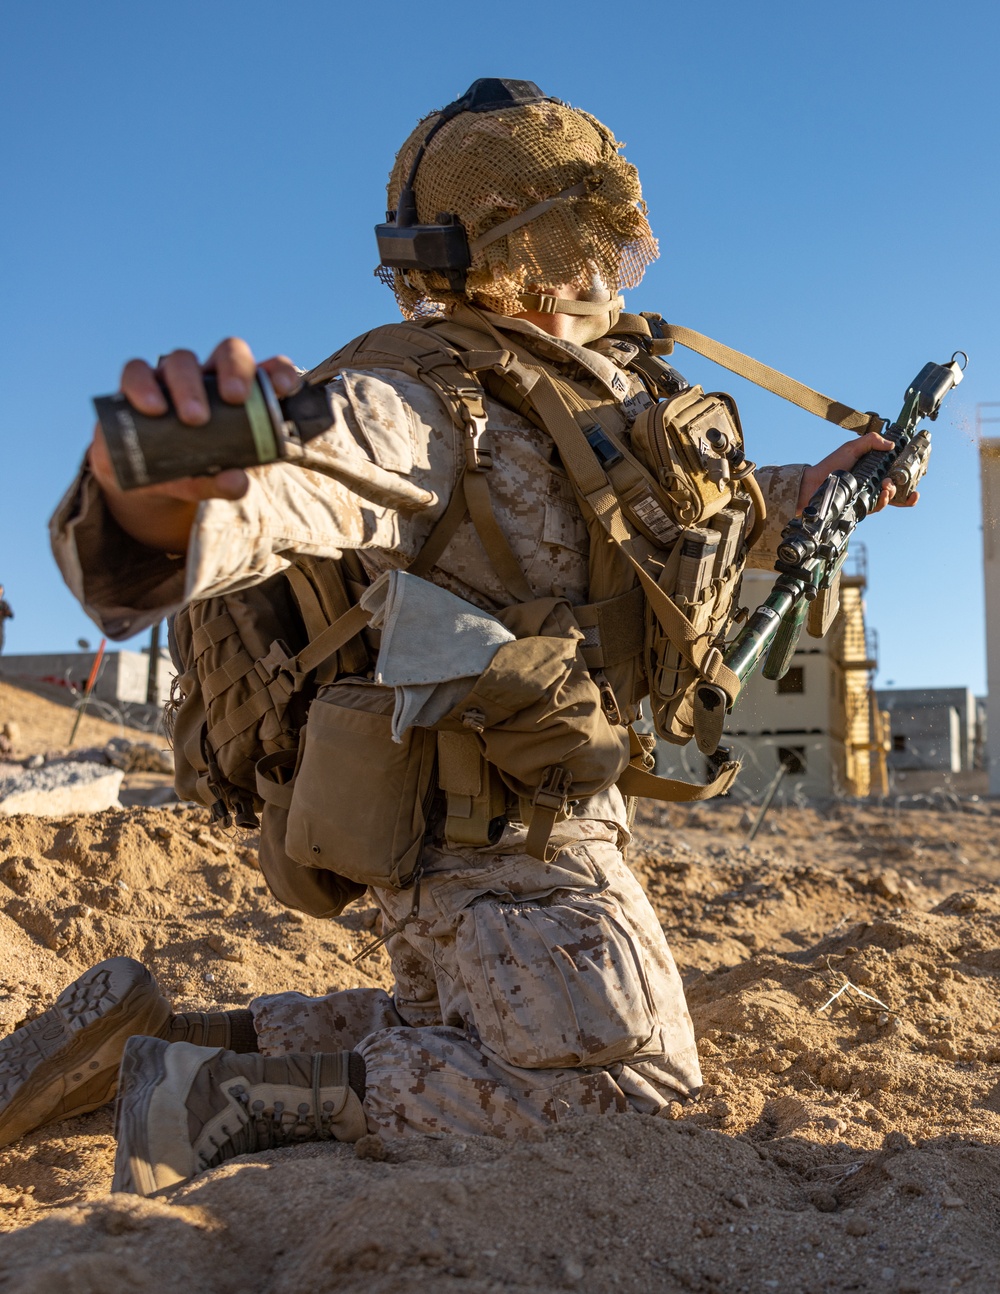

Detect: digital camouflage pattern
[50, 311, 806, 1140]
[746, 463, 807, 570]
[251, 831, 700, 1137]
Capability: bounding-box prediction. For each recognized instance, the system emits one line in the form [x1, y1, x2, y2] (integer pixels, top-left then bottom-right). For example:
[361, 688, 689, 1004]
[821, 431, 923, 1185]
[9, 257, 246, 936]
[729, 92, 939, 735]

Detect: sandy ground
[0, 681, 999, 1292]
[0, 679, 160, 759]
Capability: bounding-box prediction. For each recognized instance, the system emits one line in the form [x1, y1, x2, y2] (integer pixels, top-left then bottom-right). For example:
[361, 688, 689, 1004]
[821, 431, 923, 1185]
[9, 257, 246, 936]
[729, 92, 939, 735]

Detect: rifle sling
[658, 324, 884, 437]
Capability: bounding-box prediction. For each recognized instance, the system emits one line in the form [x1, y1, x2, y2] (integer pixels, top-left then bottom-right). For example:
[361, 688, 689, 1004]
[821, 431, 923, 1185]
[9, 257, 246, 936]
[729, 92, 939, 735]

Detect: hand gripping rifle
[692, 351, 968, 757]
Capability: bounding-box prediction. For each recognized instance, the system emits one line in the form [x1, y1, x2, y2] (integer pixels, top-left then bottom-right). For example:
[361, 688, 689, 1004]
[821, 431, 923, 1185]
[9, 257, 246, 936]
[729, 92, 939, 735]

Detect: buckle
[258, 639, 292, 679]
[462, 408, 492, 471]
[461, 707, 486, 733]
[532, 765, 573, 812]
[597, 676, 622, 726]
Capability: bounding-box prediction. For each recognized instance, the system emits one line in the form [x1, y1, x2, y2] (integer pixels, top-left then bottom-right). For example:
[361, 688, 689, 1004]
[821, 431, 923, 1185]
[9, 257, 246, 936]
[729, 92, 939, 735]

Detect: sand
[0, 681, 998, 1292]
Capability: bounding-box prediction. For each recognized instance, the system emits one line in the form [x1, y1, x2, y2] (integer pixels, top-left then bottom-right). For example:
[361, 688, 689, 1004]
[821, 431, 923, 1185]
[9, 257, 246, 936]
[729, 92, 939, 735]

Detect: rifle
[691, 351, 967, 756]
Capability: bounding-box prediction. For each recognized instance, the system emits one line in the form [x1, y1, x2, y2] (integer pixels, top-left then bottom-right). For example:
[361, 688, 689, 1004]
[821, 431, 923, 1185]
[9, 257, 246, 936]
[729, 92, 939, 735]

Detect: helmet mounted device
[375, 79, 550, 291]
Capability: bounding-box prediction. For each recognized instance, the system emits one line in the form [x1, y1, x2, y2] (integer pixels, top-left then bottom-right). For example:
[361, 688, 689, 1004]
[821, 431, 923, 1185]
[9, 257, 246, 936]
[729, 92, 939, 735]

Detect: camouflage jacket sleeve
[744, 463, 807, 570]
[49, 370, 459, 640]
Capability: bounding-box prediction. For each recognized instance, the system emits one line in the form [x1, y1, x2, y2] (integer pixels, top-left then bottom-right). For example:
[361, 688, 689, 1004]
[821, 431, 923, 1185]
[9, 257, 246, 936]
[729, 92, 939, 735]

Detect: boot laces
[199, 1069, 340, 1168]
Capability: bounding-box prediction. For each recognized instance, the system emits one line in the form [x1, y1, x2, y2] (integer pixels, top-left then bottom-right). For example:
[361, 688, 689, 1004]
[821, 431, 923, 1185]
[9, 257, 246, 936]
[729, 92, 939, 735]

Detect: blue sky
[1, 0, 997, 692]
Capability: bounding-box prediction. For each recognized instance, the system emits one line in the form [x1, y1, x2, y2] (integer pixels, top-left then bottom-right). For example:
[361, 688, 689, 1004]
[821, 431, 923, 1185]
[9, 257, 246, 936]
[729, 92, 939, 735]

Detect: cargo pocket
[284, 681, 437, 889]
[455, 893, 658, 1068]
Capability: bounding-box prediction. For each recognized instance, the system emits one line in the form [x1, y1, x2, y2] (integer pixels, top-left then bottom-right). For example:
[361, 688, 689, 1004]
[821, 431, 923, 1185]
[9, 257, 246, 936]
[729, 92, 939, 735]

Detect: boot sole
[0, 958, 171, 1148]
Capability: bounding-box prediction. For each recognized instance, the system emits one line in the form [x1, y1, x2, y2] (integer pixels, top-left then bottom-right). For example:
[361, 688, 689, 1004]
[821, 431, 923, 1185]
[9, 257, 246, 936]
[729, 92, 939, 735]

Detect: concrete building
[653, 549, 882, 802]
[875, 687, 981, 774]
[981, 435, 1000, 795]
[0, 648, 173, 707]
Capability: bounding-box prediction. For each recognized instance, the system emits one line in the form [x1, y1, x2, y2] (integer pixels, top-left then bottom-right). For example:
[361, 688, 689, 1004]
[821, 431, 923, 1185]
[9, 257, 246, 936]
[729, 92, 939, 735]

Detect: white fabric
[360, 570, 514, 740]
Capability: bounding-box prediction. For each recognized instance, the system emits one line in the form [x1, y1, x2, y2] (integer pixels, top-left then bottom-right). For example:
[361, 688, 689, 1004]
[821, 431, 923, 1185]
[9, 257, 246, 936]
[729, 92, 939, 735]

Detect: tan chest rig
[168, 309, 764, 917]
[301, 307, 761, 835]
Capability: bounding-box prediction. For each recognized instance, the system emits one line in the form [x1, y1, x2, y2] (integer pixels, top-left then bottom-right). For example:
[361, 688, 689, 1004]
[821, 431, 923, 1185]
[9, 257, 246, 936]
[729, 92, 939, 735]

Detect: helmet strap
[517, 291, 625, 318]
[468, 182, 590, 256]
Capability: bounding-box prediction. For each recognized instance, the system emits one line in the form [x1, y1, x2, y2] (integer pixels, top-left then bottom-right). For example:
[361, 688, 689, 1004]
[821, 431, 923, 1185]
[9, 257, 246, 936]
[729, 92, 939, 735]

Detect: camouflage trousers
[250, 831, 702, 1139]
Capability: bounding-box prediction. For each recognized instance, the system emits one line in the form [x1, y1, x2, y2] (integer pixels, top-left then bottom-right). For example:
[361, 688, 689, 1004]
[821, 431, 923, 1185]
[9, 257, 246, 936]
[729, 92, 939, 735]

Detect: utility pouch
[437, 730, 509, 847]
[646, 564, 725, 743]
[281, 680, 437, 889]
[629, 387, 744, 526]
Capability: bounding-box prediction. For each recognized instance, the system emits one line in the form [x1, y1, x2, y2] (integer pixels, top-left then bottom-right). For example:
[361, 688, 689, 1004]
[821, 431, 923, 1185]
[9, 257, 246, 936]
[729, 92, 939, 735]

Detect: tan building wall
[652, 554, 882, 801]
[980, 439, 1000, 796]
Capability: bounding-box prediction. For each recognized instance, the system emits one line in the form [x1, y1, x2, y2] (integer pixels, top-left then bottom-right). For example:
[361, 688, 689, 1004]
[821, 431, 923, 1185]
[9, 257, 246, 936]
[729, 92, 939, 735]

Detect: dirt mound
[0, 1117, 997, 1292]
[0, 786, 998, 1291]
[0, 680, 157, 759]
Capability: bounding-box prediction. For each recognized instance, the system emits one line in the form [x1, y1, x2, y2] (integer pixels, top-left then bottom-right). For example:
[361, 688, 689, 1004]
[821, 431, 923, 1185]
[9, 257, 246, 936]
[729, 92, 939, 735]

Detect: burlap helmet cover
[380, 99, 658, 318]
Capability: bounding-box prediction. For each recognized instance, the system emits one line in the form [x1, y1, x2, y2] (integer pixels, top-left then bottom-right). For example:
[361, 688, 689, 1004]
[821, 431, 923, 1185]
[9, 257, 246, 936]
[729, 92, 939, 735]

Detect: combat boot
[0, 957, 171, 1148]
[112, 1036, 368, 1197]
[0, 959, 261, 1147]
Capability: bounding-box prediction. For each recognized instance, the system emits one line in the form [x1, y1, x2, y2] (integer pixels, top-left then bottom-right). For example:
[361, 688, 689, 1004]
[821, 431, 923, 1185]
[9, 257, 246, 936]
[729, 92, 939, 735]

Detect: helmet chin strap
[517, 291, 625, 343]
[517, 291, 624, 319]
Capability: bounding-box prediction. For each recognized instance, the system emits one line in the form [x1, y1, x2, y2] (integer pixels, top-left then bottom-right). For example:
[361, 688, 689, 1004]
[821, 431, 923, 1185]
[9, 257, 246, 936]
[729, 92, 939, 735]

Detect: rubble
[0, 761, 124, 816]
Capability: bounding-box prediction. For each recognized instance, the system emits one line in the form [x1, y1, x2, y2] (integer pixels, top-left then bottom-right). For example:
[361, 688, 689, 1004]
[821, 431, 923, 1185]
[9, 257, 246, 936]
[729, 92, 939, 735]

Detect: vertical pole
[68, 638, 107, 747]
[146, 621, 162, 706]
[746, 760, 788, 842]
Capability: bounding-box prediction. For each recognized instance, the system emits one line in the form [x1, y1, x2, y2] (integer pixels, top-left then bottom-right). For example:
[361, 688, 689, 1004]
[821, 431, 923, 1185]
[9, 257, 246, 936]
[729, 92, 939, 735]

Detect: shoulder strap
[282, 478, 473, 683]
[311, 318, 535, 605]
[644, 318, 883, 437]
[617, 759, 739, 801]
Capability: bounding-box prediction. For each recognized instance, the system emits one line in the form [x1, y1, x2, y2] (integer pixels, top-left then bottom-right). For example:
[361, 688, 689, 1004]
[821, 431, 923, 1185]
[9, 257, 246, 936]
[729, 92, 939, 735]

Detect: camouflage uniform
[51, 311, 805, 1138]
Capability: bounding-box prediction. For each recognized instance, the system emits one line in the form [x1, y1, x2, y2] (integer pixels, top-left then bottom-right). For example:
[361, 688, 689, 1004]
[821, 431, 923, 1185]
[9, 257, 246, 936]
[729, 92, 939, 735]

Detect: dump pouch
[260, 805, 368, 916]
[439, 626, 632, 859]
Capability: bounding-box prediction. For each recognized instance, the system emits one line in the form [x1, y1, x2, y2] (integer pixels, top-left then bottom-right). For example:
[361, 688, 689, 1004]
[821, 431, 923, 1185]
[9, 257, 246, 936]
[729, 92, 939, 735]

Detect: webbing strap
[468, 182, 590, 256]
[255, 750, 297, 809]
[289, 603, 372, 680]
[285, 470, 473, 681]
[462, 470, 535, 602]
[192, 612, 237, 655]
[284, 564, 332, 642]
[524, 802, 562, 862]
[660, 324, 883, 437]
[518, 292, 626, 318]
[208, 683, 276, 749]
[407, 472, 471, 578]
[203, 651, 257, 707]
[617, 758, 741, 801]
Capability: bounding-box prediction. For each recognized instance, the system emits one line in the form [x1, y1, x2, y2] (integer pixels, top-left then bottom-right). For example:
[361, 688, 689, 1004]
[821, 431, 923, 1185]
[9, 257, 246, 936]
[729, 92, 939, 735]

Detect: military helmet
[376, 79, 658, 318]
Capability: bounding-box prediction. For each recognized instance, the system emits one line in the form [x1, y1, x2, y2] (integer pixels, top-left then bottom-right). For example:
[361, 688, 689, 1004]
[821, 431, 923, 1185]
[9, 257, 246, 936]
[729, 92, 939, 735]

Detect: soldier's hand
[797, 429, 920, 516]
[89, 338, 300, 551]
